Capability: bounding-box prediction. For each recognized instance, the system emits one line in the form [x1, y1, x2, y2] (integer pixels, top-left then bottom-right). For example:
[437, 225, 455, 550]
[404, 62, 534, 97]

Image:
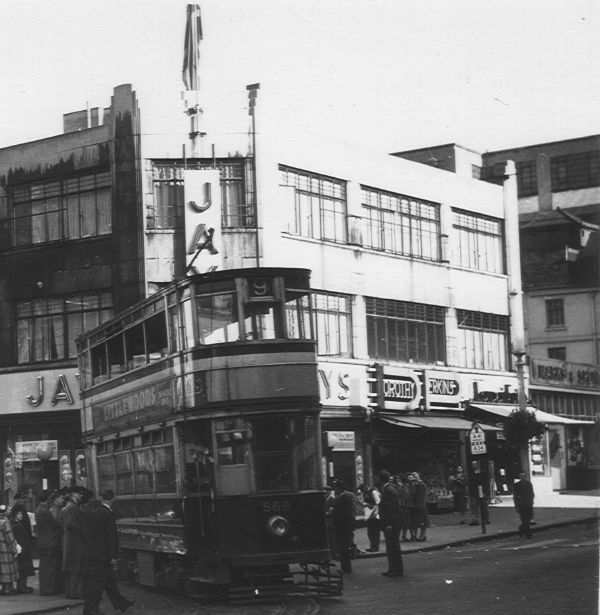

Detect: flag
[182, 4, 202, 90]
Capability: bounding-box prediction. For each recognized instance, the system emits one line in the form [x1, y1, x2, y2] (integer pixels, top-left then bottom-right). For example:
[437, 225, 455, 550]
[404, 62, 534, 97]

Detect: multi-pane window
[149, 160, 254, 230]
[361, 187, 440, 260]
[547, 347, 567, 361]
[312, 292, 352, 357]
[97, 429, 175, 495]
[456, 309, 509, 371]
[551, 150, 600, 192]
[279, 165, 347, 242]
[222, 161, 255, 227]
[453, 210, 504, 274]
[516, 160, 538, 197]
[545, 298, 565, 327]
[365, 297, 445, 364]
[2, 173, 111, 248]
[150, 166, 183, 229]
[17, 292, 112, 363]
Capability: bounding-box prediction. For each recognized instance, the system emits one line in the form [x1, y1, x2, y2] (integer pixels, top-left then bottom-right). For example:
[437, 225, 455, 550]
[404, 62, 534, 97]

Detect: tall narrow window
[516, 160, 538, 197]
[545, 298, 565, 327]
[312, 292, 352, 357]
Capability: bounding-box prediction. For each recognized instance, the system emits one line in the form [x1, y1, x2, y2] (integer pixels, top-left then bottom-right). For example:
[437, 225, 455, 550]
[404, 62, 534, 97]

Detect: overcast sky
[0, 0, 597, 154]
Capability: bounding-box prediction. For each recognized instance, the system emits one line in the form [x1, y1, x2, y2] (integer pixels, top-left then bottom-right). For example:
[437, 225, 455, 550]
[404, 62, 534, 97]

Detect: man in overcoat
[35, 490, 62, 594]
[332, 480, 355, 574]
[513, 471, 535, 538]
[83, 490, 134, 615]
[378, 470, 404, 577]
[62, 486, 88, 598]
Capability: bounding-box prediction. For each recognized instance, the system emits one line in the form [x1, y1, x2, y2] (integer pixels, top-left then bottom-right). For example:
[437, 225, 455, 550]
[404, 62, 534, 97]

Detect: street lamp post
[513, 351, 531, 476]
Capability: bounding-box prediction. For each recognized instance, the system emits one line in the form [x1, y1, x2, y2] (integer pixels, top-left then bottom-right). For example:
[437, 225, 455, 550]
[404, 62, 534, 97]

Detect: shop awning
[470, 404, 594, 425]
[378, 414, 501, 431]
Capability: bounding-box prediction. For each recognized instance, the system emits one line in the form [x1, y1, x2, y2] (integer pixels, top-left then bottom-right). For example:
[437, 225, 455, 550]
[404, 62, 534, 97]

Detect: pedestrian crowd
[0, 486, 134, 615]
[326, 470, 431, 578]
[326, 466, 535, 579]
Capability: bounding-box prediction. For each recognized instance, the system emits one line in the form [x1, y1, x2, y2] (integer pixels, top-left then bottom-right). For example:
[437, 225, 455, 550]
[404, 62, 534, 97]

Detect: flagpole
[182, 4, 204, 157]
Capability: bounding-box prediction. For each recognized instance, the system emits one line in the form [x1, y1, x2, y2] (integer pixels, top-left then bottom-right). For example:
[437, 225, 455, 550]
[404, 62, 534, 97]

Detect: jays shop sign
[0, 369, 79, 414]
[318, 362, 369, 407]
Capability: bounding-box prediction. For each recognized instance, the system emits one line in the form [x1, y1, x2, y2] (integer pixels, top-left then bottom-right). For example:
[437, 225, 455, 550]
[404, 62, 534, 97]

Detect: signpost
[469, 424, 487, 455]
[468, 424, 488, 534]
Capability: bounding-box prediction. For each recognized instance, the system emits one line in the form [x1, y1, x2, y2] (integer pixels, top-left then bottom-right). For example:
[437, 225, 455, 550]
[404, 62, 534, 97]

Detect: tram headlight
[266, 515, 290, 538]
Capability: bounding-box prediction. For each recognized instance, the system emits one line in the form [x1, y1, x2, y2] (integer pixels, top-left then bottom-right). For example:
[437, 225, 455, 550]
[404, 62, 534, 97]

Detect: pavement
[3, 489, 598, 615]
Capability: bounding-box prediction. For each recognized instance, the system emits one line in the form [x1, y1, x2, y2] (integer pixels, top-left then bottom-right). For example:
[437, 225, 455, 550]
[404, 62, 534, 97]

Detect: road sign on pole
[469, 423, 487, 455]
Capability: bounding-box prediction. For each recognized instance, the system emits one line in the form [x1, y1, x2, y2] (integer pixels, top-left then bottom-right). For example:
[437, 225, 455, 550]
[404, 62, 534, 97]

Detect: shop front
[370, 365, 501, 511]
[0, 368, 84, 511]
[528, 358, 599, 491]
[317, 360, 371, 491]
[317, 362, 521, 509]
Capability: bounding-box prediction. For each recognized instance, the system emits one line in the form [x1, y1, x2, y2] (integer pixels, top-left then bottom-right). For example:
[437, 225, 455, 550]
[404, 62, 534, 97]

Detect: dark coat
[412, 482, 428, 510]
[513, 479, 535, 509]
[379, 482, 402, 526]
[35, 502, 62, 551]
[332, 491, 355, 534]
[10, 504, 32, 538]
[86, 504, 119, 563]
[62, 499, 88, 572]
[12, 519, 35, 578]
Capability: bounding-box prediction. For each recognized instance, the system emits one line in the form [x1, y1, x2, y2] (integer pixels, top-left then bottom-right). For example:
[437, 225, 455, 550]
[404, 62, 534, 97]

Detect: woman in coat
[62, 487, 88, 598]
[35, 490, 62, 595]
[9, 509, 35, 593]
[0, 504, 19, 595]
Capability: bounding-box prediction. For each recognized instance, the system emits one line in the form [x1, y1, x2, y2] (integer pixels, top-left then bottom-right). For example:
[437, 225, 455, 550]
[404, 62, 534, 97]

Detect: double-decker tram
[76, 267, 341, 601]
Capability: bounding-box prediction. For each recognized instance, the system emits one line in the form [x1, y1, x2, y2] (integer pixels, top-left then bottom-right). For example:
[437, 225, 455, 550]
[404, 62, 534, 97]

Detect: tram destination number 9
[250, 278, 273, 298]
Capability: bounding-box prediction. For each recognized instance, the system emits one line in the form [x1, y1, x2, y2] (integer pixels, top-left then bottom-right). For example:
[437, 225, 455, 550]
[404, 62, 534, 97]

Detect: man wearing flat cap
[83, 489, 134, 615]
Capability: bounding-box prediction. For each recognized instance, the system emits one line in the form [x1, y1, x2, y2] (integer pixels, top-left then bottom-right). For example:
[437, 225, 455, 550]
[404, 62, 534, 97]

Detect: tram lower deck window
[216, 419, 247, 465]
[252, 418, 293, 492]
